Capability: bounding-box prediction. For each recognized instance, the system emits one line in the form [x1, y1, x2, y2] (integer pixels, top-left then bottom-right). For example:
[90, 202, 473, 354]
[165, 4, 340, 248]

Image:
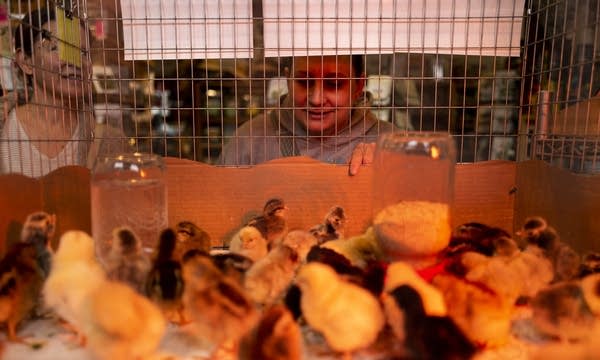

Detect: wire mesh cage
[522, 0, 600, 173]
[8, 0, 599, 175]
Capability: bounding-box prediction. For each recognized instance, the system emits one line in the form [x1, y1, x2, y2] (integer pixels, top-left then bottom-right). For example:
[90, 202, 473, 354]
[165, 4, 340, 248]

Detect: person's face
[289, 56, 364, 136]
[18, 20, 91, 105]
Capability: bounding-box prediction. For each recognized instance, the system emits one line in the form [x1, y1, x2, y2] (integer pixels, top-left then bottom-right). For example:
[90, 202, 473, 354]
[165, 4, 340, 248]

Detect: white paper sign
[120, 0, 253, 60]
[263, 0, 524, 57]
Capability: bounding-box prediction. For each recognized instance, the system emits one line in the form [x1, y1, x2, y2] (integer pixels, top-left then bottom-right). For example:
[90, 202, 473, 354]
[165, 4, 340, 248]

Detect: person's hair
[281, 54, 365, 77]
[14, 7, 56, 57]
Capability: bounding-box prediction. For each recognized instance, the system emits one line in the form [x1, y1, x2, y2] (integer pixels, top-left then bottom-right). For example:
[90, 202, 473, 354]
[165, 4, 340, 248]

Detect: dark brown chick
[239, 304, 302, 360]
[0, 242, 46, 342]
[20, 211, 56, 278]
[309, 205, 346, 244]
[517, 216, 581, 282]
[174, 220, 212, 261]
[387, 284, 477, 360]
[181, 251, 258, 357]
[246, 198, 289, 249]
[145, 228, 186, 324]
[105, 227, 151, 295]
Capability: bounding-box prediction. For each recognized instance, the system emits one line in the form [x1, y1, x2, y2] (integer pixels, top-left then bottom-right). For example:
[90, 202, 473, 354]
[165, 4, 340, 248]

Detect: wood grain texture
[0, 158, 519, 251]
[515, 160, 600, 253]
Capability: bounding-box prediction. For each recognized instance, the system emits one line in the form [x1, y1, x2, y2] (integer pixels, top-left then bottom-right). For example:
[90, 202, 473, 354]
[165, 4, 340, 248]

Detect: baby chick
[239, 304, 303, 360]
[445, 222, 512, 257]
[174, 220, 212, 261]
[20, 211, 56, 278]
[320, 226, 384, 269]
[295, 262, 385, 357]
[210, 251, 255, 284]
[104, 227, 151, 295]
[181, 252, 258, 356]
[246, 198, 289, 249]
[387, 284, 477, 360]
[518, 216, 581, 282]
[309, 205, 346, 244]
[531, 280, 597, 342]
[43, 230, 107, 344]
[579, 252, 600, 278]
[0, 242, 46, 341]
[79, 279, 167, 360]
[432, 273, 514, 348]
[244, 243, 301, 307]
[581, 273, 600, 315]
[229, 226, 268, 262]
[145, 228, 186, 324]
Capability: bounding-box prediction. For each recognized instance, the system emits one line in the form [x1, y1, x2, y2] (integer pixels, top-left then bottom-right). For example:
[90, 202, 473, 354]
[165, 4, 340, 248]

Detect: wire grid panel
[2, 0, 526, 176]
[522, 0, 600, 173]
[0, 0, 104, 178]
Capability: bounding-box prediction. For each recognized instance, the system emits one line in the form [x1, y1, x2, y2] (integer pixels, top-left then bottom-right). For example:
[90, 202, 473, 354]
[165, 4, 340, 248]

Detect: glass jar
[372, 132, 456, 267]
[90, 152, 168, 263]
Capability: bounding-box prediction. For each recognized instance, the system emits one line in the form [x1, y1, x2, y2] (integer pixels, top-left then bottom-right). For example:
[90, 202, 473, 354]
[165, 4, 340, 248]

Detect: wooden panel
[165, 157, 517, 246]
[0, 174, 42, 254]
[0, 158, 517, 251]
[515, 160, 600, 253]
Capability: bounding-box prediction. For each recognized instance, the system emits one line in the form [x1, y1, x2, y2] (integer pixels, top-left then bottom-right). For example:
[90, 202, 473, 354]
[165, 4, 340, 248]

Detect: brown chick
[244, 244, 302, 307]
[530, 280, 597, 342]
[246, 198, 289, 249]
[20, 211, 56, 278]
[229, 226, 269, 262]
[174, 220, 212, 261]
[239, 304, 303, 360]
[104, 227, 151, 295]
[181, 251, 259, 356]
[146, 228, 186, 324]
[309, 205, 346, 244]
[43, 230, 107, 344]
[0, 242, 46, 342]
[295, 262, 385, 357]
[517, 216, 581, 282]
[79, 279, 167, 360]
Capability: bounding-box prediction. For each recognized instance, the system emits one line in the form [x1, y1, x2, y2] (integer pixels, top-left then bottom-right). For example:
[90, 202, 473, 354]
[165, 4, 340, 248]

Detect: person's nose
[308, 79, 324, 106]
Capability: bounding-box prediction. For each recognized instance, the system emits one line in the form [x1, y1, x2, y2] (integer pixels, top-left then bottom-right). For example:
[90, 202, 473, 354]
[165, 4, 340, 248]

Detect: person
[218, 55, 398, 175]
[0, 7, 129, 178]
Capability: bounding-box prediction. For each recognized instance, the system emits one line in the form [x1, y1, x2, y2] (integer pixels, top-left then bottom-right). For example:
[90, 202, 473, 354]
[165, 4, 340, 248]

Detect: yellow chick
[295, 262, 385, 357]
[244, 244, 302, 307]
[383, 261, 447, 319]
[43, 230, 106, 344]
[432, 273, 514, 348]
[181, 252, 259, 356]
[229, 226, 268, 262]
[79, 280, 167, 360]
[320, 227, 384, 269]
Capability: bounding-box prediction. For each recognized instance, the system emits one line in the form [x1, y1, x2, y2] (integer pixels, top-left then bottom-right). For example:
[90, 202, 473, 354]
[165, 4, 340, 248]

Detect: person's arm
[348, 142, 376, 176]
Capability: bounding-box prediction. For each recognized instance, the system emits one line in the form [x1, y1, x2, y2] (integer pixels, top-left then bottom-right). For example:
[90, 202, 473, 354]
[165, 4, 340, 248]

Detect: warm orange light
[431, 146, 440, 159]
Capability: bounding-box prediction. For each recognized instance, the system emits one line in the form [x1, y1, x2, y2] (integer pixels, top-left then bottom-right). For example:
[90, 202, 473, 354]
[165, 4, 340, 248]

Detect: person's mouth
[307, 109, 335, 119]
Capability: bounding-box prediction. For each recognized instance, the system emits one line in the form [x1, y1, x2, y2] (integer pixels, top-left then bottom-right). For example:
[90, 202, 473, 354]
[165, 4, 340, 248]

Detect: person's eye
[295, 78, 313, 89]
[324, 79, 347, 90]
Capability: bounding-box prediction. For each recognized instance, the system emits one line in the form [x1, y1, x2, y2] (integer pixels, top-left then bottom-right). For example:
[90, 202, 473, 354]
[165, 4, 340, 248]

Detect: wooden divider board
[515, 160, 600, 253]
[0, 157, 517, 253]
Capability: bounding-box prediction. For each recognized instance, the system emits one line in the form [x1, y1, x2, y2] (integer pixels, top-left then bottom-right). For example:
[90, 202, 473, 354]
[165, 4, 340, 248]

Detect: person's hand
[348, 142, 376, 176]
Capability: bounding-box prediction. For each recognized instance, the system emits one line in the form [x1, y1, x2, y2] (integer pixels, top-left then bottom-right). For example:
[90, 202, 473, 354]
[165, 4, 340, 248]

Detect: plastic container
[372, 132, 456, 267]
